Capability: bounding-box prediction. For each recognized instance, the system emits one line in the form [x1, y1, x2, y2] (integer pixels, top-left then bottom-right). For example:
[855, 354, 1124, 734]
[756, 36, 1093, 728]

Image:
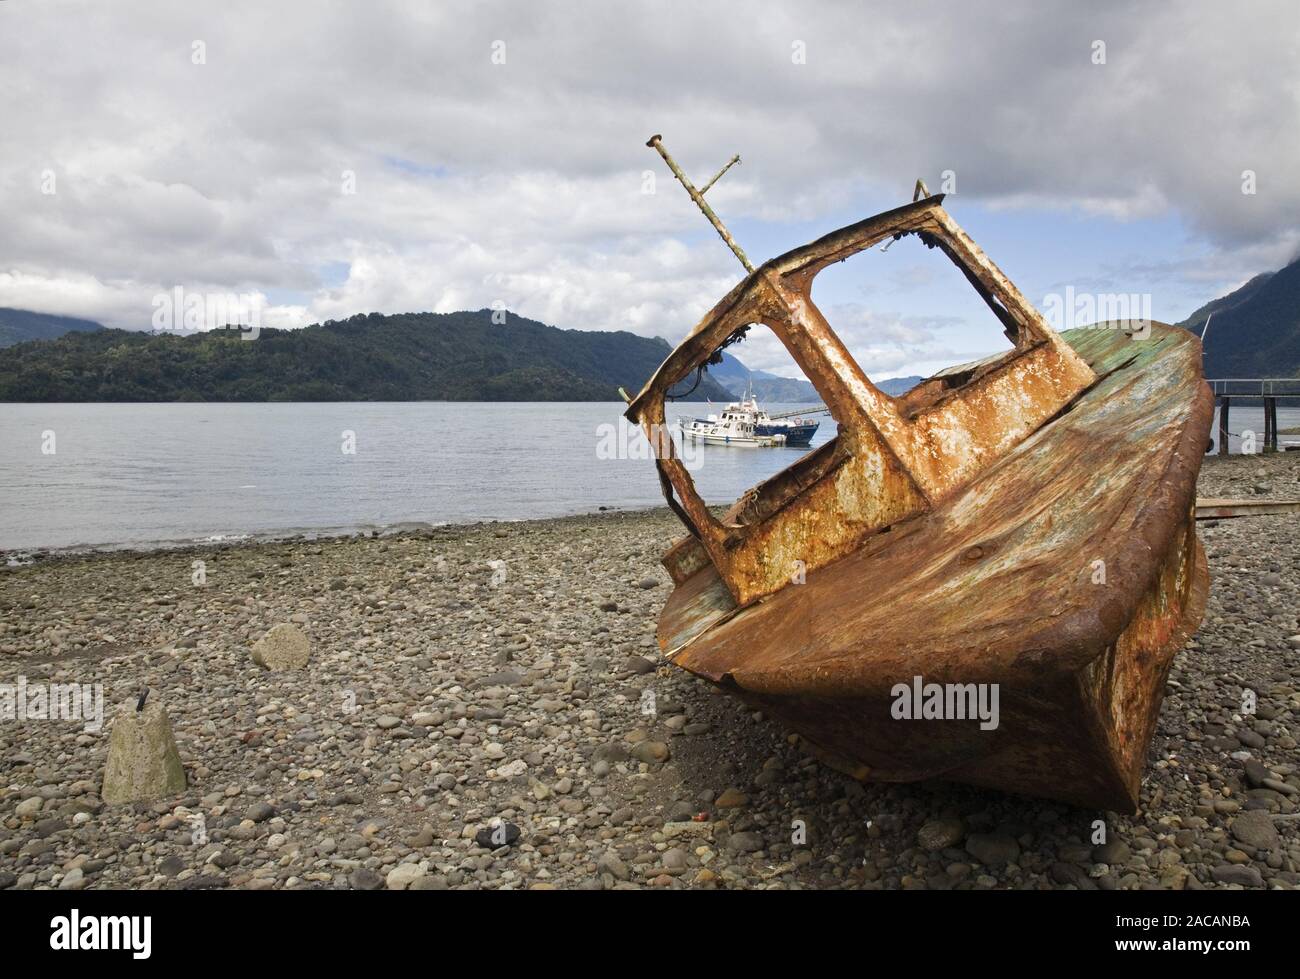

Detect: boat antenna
[646, 134, 755, 399]
[1200, 311, 1213, 343]
[646, 135, 753, 274]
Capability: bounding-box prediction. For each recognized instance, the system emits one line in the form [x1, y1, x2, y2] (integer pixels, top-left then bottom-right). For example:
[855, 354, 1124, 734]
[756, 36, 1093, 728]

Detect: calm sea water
[1, 402, 1293, 552]
[1210, 405, 1300, 455]
[0, 402, 837, 552]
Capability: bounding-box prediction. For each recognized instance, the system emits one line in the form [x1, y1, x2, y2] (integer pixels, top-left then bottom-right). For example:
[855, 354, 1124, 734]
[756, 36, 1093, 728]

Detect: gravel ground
[1, 452, 1298, 891]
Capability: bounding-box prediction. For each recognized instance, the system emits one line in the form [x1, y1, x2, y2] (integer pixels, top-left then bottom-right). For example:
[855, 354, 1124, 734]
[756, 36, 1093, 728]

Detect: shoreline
[7, 448, 1299, 567]
[0, 505, 659, 569]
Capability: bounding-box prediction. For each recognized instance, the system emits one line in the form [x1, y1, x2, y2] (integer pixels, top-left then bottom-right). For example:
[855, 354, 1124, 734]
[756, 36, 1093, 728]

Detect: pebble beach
[1, 452, 1298, 891]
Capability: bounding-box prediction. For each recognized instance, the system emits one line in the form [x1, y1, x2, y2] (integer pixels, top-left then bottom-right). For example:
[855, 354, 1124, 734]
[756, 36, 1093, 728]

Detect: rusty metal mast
[646, 134, 753, 273]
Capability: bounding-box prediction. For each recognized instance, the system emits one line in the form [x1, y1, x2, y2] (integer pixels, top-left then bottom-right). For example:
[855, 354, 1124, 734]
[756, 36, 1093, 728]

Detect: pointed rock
[102, 701, 187, 805]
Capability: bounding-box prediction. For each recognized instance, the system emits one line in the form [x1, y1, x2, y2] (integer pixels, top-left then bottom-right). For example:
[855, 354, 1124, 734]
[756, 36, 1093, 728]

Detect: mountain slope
[1177, 272, 1274, 337]
[709, 352, 921, 402]
[1177, 259, 1300, 378]
[0, 309, 735, 402]
[876, 375, 923, 396]
[709, 351, 819, 402]
[0, 307, 104, 348]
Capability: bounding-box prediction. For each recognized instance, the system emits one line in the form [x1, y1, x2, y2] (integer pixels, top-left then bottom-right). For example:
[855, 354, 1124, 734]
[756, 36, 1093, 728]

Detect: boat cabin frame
[626, 195, 1097, 606]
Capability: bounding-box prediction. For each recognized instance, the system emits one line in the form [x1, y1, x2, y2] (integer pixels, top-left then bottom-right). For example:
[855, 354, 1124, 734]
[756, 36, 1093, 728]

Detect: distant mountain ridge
[0, 309, 735, 402]
[875, 375, 924, 396]
[708, 351, 921, 402]
[709, 352, 820, 402]
[0, 307, 104, 348]
[1177, 257, 1300, 378]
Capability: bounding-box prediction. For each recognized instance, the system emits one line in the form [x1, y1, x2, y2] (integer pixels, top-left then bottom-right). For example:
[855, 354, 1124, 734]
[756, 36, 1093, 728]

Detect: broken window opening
[808, 230, 1019, 408]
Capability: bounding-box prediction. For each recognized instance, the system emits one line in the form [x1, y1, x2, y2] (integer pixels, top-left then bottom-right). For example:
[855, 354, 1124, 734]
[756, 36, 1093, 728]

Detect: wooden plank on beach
[1196, 497, 1300, 519]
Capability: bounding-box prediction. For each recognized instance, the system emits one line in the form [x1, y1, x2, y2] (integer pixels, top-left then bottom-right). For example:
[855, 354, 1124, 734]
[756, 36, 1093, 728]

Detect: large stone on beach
[102, 701, 187, 805]
[1230, 810, 1281, 851]
[250, 623, 310, 670]
[1211, 864, 1263, 887]
[385, 863, 426, 890]
[631, 740, 670, 764]
[714, 788, 749, 808]
[965, 832, 1021, 867]
[917, 818, 966, 851]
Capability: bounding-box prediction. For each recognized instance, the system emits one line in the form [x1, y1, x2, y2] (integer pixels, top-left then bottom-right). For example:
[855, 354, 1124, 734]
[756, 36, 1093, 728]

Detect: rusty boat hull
[657, 325, 1211, 812]
[626, 194, 1212, 813]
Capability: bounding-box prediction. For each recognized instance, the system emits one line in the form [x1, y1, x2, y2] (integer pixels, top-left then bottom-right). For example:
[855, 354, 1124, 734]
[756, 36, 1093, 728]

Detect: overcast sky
[2, 1, 1297, 379]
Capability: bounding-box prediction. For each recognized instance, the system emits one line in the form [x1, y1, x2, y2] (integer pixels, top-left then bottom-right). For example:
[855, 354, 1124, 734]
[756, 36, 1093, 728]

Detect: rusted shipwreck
[626, 138, 1213, 812]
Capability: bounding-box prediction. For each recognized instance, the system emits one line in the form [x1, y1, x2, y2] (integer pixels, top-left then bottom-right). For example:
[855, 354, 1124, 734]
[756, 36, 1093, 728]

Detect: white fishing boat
[679, 403, 787, 447]
[700, 381, 823, 447]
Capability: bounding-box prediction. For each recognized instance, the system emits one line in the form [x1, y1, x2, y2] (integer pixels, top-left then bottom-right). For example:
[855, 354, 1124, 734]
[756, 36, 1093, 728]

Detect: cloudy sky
[2, 0, 1297, 380]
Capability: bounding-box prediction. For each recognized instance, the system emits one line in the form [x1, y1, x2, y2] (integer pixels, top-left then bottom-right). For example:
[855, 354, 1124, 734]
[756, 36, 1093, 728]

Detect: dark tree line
[0, 310, 735, 402]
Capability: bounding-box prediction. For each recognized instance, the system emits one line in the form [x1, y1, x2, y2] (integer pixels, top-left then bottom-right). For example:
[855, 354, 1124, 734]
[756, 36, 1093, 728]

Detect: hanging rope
[666, 365, 705, 401]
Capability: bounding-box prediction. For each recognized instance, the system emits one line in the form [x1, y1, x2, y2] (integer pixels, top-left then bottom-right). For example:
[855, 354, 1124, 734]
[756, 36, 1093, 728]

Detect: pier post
[1266, 396, 1278, 452]
[1218, 396, 1230, 455]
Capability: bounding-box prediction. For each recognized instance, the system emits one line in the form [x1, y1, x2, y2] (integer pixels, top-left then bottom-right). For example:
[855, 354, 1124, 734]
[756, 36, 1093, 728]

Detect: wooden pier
[1208, 379, 1300, 454]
